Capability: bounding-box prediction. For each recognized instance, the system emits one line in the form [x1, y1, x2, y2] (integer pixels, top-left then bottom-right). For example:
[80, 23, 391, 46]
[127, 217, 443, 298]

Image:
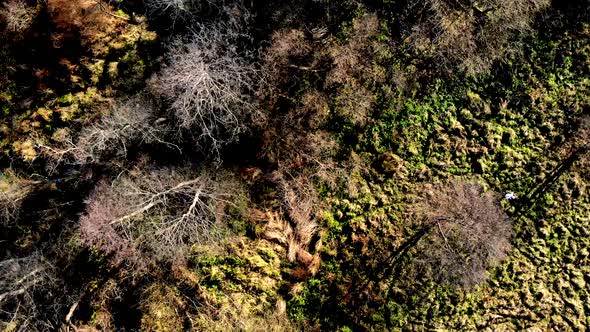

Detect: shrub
[149, 17, 259, 157]
[411, 179, 512, 289]
[0, 254, 63, 332]
[326, 13, 383, 126]
[261, 28, 312, 94]
[0, 170, 41, 225]
[326, 13, 381, 86]
[406, 0, 550, 75]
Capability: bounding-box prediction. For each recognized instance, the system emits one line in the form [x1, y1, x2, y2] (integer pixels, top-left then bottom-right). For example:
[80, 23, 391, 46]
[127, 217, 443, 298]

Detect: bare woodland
[0, 254, 65, 332]
[80, 166, 239, 263]
[39, 97, 173, 169]
[1, 0, 585, 330]
[149, 18, 259, 156]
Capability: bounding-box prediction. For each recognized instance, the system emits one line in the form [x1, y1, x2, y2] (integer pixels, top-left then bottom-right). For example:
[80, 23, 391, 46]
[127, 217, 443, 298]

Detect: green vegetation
[288, 18, 590, 331]
[1, 0, 589, 331]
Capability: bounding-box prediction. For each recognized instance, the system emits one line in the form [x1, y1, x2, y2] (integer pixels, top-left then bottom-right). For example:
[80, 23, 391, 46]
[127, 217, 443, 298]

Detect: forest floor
[1, 0, 589, 331]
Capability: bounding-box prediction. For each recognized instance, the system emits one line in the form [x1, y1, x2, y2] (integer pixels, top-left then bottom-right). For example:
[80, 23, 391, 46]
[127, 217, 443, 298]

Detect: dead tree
[80, 166, 238, 264]
[411, 179, 512, 289]
[0, 254, 60, 332]
[145, 0, 192, 23]
[149, 17, 259, 157]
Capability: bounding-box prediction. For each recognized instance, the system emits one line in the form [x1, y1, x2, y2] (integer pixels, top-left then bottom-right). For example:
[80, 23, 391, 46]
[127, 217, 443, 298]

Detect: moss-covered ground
[287, 20, 590, 331]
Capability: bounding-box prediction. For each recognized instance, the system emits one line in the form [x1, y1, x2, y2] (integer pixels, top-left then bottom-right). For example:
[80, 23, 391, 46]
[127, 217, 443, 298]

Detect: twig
[96, 0, 129, 20]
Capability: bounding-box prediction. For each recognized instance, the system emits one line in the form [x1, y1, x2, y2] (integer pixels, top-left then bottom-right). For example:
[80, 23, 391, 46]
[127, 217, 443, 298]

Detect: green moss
[107, 62, 119, 80]
[115, 9, 130, 20]
[87, 60, 105, 85]
[289, 17, 590, 331]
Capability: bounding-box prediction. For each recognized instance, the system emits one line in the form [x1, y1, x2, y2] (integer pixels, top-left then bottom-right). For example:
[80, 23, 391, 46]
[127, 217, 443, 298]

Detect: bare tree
[149, 17, 259, 157]
[144, 0, 242, 24]
[0, 254, 60, 332]
[80, 166, 239, 263]
[411, 179, 512, 289]
[145, 0, 193, 23]
[260, 28, 312, 94]
[0, 170, 43, 225]
[406, 0, 550, 74]
[39, 96, 175, 169]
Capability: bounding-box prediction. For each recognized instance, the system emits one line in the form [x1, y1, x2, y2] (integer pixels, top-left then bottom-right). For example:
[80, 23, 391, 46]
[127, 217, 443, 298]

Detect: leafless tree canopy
[412, 179, 512, 289]
[39, 96, 174, 168]
[0, 254, 60, 332]
[80, 166, 238, 264]
[145, 0, 228, 23]
[149, 18, 259, 156]
[407, 0, 550, 74]
[145, 0, 191, 21]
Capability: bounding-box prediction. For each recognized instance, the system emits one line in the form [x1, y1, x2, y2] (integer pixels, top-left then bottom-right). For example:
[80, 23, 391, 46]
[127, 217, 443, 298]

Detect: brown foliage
[326, 13, 384, 126]
[47, 0, 124, 52]
[411, 179, 512, 289]
[258, 173, 322, 275]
